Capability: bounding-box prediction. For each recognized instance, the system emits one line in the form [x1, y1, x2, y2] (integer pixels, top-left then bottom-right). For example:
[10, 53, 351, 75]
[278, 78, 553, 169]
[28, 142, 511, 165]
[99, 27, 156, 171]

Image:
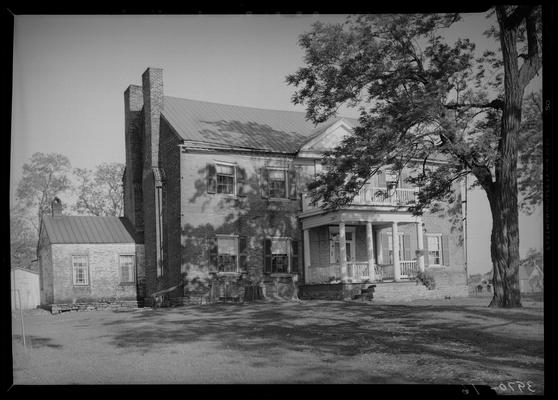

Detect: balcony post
[375, 229, 383, 264]
[339, 222, 347, 281]
[303, 229, 311, 284]
[416, 221, 425, 272]
[366, 222, 375, 282]
[392, 221, 401, 282]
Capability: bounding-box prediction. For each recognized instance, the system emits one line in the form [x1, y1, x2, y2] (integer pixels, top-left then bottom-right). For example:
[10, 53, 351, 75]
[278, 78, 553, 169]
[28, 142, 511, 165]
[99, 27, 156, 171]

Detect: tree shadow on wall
[180, 164, 301, 291]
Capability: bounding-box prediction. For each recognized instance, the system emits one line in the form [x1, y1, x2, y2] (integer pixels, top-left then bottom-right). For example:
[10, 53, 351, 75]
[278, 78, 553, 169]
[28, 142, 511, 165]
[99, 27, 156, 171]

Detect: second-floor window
[216, 164, 235, 194]
[268, 169, 287, 198]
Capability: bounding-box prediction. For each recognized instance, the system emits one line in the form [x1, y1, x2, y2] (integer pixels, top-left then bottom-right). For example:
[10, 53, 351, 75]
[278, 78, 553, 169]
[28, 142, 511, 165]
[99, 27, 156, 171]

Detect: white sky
[10, 13, 543, 274]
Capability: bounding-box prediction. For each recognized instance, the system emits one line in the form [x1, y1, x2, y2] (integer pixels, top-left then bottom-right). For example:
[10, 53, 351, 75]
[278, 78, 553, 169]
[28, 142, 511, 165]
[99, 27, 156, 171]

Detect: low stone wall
[45, 300, 140, 314]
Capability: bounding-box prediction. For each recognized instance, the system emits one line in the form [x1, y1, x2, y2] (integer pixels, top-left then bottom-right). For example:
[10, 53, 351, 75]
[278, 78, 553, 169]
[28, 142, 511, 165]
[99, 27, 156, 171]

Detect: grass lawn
[11, 295, 544, 392]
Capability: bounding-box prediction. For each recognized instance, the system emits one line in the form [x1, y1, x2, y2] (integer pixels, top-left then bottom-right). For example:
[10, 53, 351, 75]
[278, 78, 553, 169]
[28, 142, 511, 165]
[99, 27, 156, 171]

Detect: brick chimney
[51, 197, 62, 217]
[124, 84, 144, 232]
[142, 67, 163, 169]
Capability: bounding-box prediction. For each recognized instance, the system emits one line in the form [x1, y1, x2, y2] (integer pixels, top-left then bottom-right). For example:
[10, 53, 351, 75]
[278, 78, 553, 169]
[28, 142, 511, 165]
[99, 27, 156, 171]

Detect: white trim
[71, 254, 90, 286]
[426, 233, 442, 266]
[214, 161, 237, 196]
[215, 235, 240, 272]
[267, 236, 292, 273]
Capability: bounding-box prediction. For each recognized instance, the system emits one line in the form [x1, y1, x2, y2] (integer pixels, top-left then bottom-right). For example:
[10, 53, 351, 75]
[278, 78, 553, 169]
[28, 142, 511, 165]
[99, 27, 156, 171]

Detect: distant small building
[519, 262, 543, 293]
[11, 266, 40, 310]
[38, 198, 145, 311]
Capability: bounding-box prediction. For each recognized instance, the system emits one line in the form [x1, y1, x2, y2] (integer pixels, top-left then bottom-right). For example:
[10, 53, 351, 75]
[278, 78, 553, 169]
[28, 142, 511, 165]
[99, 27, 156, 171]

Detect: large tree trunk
[487, 9, 525, 308]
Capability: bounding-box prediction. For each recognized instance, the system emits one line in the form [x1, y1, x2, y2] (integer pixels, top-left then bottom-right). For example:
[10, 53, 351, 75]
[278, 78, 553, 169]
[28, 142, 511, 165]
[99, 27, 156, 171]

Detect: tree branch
[518, 9, 542, 88]
[444, 99, 504, 111]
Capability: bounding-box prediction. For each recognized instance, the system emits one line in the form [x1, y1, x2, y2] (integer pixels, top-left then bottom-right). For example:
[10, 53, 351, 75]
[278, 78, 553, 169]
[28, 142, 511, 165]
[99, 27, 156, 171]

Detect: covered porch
[301, 210, 426, 285]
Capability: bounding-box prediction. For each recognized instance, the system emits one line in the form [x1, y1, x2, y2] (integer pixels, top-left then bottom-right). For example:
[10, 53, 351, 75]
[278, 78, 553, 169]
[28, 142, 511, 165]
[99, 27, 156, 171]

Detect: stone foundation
[45, 300, 141, 314]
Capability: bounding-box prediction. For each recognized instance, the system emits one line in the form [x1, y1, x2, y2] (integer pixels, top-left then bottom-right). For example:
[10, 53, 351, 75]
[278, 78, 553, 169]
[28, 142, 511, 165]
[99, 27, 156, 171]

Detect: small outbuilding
[519, 262, 543, 294]
[38, 198, 145, 312]
[11, 265, 40, 311]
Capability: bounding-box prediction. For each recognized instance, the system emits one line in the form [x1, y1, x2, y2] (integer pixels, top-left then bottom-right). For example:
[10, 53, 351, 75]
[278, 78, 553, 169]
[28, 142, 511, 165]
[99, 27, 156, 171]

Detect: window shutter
[263, 238, 272, 273]
[381, 232, 390, 264]
[237, 166, 247, 197]
[207, 163, 216, 194]
[288, 168, 297, 200]
[423, 234, 430, 266]
[404, 233, 411, 261]
[208, 237, 218, 269]
[378, 170, 386, 188]
[260, 168, 269, 199]
[239, 236, 248, 270]
[441, 235, 450, 266]
[291, 240, 299, 273]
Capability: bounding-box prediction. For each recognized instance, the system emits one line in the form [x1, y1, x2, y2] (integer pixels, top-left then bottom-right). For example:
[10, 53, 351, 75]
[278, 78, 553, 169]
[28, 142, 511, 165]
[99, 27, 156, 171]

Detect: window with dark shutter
[261, 168, 269, 199]
[239, 236, 248, 270]
[207, 164, 217, 194]
[263, 238, 272, 272]
[237, 166, 247, 197]
[208, 237, 218, 269]
[291, 240, 299, 273]
[441, 235, 450, 266]
[288, 168, 297, 200]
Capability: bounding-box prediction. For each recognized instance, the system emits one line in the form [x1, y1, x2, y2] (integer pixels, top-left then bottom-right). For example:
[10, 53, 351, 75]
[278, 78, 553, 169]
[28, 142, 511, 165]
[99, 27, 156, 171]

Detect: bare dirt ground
[11, 295, 544, 393]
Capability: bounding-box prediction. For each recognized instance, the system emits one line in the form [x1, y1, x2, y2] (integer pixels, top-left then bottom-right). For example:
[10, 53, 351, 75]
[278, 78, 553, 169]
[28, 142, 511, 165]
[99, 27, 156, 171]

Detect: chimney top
[51, 197, 62, 217]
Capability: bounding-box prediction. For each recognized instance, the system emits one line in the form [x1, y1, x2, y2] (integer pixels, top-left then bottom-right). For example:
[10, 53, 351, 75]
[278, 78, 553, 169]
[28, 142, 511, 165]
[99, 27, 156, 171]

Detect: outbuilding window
[119, 255, 135, 283]
[72, 255, 89, 286]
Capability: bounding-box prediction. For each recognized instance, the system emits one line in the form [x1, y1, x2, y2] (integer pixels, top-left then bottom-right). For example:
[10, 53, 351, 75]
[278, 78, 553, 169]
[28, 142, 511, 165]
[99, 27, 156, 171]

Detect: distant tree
[10, 205, 37, 269]
[521, 247, 543, 269]
[16, 152, 72, 233]
[73, 162, 124, 217]
[287, 7, 542, 307]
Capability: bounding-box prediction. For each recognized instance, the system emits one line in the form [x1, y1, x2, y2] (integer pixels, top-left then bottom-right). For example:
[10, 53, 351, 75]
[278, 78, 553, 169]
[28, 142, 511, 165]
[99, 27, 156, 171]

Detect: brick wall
[179, 151, 301, 289]
[50, 243, 140, 304]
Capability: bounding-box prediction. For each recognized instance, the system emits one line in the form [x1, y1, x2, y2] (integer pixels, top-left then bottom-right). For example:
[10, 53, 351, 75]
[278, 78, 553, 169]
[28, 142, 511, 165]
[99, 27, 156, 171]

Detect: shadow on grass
[102, 301, 543, 377]
[13, 334, 63, 349]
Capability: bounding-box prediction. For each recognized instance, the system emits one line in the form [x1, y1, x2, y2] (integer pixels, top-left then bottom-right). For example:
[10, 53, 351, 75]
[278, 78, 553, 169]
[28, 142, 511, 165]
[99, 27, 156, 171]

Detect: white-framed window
[329, 226, 355, 263]
[217, 235, 238, 272]
[387, 232, 406, 262]
[216, 163, 235, 194]
[72, 255, 89, 286]
[119, 255, 135, 283]
[427, 234, 442, 265]
[264, 237, 299, 273]
[268, 169, 287, 198]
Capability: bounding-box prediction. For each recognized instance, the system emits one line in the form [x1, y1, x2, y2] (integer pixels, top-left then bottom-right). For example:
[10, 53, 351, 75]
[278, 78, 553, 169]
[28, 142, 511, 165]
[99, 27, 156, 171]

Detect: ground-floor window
[217, 236, 238, 272]
[427, 234, 442, 265]
[264, 238, 299, 273]
[72, 255, 89, 286]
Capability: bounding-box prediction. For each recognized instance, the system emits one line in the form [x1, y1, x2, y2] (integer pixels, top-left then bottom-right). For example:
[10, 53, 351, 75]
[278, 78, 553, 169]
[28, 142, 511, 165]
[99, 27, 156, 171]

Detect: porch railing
[347, 262, 371, 281]
[301, 186, 418, 212]
[307, 260, 419, 284]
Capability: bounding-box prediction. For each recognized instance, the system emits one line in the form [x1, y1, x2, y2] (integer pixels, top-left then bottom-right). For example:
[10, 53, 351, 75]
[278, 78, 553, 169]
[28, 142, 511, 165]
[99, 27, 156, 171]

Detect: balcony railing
[302, 186, 418, 212]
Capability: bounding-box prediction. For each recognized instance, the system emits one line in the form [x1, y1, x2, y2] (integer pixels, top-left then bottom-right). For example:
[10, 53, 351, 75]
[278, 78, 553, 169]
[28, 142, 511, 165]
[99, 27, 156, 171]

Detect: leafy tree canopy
[73, 162, 125, 217]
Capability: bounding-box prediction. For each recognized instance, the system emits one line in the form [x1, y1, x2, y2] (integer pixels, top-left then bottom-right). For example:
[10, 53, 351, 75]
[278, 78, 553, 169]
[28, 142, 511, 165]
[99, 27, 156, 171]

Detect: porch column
[416, 221, 425, 272]
[339, 222, 347, 281]
[366, 222, 376, 281]
[303, 229, 311, 284]
[392, 221, 401, 282]
[375, 229, 383, 264]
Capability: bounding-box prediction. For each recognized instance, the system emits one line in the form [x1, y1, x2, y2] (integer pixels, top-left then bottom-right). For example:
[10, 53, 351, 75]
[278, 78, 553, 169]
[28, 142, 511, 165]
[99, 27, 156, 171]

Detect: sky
[10, 13, 543, 275]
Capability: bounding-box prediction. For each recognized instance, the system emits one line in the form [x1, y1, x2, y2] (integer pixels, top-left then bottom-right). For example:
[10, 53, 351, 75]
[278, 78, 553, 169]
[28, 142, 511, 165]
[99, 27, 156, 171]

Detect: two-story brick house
[124, 67, 468, 305]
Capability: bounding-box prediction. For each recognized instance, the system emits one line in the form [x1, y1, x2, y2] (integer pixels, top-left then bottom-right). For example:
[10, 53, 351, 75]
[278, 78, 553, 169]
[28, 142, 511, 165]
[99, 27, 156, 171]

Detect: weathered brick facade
[121, 67, 468, 304]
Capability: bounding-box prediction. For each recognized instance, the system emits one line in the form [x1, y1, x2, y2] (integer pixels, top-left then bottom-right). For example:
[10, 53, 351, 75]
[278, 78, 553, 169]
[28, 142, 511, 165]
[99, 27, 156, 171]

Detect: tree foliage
[10, 205, 38, 269]
[15, 152, 72, 233]
[287, 7, 542, 308]
[73, 162, 124, 217]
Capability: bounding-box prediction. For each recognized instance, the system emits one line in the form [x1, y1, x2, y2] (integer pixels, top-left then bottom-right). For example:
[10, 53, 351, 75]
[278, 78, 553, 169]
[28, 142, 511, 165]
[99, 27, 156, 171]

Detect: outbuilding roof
[42, 216, 139, 244]
[161, 96, 358, 153]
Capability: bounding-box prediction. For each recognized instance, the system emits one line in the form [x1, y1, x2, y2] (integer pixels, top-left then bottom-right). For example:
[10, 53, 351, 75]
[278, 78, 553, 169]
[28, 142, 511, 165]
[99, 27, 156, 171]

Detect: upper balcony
[301, 186, 419, 213]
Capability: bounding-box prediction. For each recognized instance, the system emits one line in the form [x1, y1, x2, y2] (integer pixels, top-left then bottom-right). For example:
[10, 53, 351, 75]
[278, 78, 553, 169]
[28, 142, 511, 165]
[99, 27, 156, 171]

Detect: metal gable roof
[161, 96, 356, 153]
[42, 216, 138, 244]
